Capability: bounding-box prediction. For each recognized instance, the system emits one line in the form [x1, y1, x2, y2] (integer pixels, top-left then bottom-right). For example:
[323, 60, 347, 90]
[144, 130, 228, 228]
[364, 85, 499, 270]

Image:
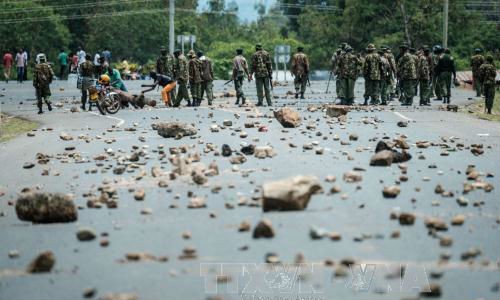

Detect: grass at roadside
[462, 92, 500, 122]
[0, 113, 38, 143]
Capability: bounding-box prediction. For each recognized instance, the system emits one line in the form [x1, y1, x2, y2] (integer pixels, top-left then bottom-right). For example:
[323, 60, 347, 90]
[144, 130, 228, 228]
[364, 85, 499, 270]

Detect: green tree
[0, 0, 70, 64]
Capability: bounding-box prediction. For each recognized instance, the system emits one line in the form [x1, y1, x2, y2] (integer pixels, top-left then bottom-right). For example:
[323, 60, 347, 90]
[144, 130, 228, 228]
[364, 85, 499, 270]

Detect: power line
[0, 0, 160, 15]
[0, 7, 235, 25]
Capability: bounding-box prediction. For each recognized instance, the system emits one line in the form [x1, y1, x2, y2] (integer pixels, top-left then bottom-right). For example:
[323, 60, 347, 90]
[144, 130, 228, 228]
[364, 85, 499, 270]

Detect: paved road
[0, 79, 499, 300]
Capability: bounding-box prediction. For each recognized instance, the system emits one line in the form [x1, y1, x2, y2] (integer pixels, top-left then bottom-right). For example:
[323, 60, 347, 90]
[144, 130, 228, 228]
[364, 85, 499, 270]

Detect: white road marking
[477, 133, 490, 137]
[88, 111, 125, 127]
[393, 111, 413, 121]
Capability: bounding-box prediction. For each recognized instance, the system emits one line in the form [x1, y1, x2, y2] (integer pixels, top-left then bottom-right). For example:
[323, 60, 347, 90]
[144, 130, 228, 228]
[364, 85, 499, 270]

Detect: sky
[198, 0, 276, 22]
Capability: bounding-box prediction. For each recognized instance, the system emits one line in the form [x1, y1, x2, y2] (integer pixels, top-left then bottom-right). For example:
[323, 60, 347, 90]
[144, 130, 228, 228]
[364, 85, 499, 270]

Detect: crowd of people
[2, 43, 497, 114]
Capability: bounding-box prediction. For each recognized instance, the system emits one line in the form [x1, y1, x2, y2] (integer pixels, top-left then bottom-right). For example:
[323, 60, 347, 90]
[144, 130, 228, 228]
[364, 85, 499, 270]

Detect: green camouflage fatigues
[79, 60, 94, 108]
[291, 52, 310, 97]
[33, 63, 54, 109]
[188, 56, 203, 103]
[173, 54, 190, 106]
[338, 52, 361, 105]
[363, 52, 382, 104]
[397, 52, 417, 105]
[251, 49, 273, 106]
[470, 54, 485, 97]
[157, 53, 176, 100]
[379, 55, 392, 104]
[479, 62, 497, 111]
[233, 54, 249, 104]
[156, 54, 175, 76]
[417, 54, 431, 105]
[331, 51, 343, 98]
[385, 51, 397, 97]
[431, 53, 443, 99]
[435, 54, 456, 102]
[199, 56, 214, 105]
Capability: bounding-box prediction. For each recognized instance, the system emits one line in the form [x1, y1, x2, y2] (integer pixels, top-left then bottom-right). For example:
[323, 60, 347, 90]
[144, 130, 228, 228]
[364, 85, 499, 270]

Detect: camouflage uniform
[397, 50, 417, 105]
[435, 51, 456, 103]
[331, 49, 343, 98]
[338, 48, 361, 105]
[384, 48, 397, 98]
[79, 60, 94, 110]
[33, 61, 54, 113]
[470, 52, 485, 97]
[379, 52, 392, 105]
[233, 51, 249, 105]
[417, 52, 431, 105]
[250, 45, 273, 106]
[156, 49, 176, 100]
[173, 52, 190, 107]
[478, 57, 496, 113]
[199, 54, 214, 105]
[187, 50, 203, 106]
[363, 45, 382, 104]
[290, 49, 309, 99]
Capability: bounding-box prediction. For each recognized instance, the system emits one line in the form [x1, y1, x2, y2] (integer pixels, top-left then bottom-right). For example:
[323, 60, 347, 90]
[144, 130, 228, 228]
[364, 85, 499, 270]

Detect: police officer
[250, 44, 273, 106]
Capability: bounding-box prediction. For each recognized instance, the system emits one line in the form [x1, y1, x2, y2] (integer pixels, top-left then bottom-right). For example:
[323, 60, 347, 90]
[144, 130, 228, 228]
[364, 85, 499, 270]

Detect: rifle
[306, 75, 314, 94]
[224, 78, 233, 86]
[326, 72, 333, 93]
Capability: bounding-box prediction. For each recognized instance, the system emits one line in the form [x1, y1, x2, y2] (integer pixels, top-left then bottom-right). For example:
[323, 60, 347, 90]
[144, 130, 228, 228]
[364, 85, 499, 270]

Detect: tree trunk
[399, 1, 412, 46]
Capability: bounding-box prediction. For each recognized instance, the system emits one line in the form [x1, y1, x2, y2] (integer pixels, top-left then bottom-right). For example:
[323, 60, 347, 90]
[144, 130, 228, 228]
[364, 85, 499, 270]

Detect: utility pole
[169, 0, 175, 53]
[443, 0, 449, 48]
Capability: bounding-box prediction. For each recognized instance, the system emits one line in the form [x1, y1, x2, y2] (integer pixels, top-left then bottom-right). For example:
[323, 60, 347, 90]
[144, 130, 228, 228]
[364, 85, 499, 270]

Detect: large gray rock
[16, 192, 77, 223]
[274, 108, 302, 128]
[262, 176, 322, 212]
[370, 150, 394, 166]
[153, 122, 197, 138]
[326, 105, 350, 118]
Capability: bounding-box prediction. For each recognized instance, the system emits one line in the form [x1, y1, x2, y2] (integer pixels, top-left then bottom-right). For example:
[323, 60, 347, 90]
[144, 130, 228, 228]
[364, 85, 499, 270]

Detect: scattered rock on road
[253, 219, 275, 238]
[326, 105, 349, 118]
[27, 251, 55, 273]
[153, 122, 197, 138]
[398, 213, 416, 225]
[274, 107, 302, 128]
[77, 227, 97, 241]
[370, 150, 394, 166]
[383, 186, 401, 198]
[262, 176, 322, 212]
[99, 294, 138, 300]
[59, 132, 74, 141]
[16, 192, 77, 223]
[343, 171, 363, 183]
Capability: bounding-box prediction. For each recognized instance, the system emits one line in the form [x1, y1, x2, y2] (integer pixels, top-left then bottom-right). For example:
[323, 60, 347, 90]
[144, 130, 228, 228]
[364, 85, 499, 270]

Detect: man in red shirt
[3, 50, 13, 83]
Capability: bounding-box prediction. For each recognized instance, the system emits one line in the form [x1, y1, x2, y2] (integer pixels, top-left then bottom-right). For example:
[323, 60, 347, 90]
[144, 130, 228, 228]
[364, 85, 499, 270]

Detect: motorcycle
[88, 80, 121, 115]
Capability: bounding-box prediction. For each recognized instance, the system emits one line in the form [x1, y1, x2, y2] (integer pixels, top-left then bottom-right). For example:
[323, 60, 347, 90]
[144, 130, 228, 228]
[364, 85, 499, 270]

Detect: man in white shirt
[77, 46, 86, 65]
[93, 52, 101, 77]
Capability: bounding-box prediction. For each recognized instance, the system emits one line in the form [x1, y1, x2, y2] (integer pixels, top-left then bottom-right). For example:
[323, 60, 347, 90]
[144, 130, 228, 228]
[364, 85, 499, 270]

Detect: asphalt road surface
[0, 79, 499, 300]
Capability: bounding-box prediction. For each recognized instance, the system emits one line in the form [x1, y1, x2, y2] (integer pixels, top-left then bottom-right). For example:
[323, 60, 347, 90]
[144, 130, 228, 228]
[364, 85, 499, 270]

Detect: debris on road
[262, 176, 322, 212]
[274, 107, 302, 128]
[27, 251, 55, 273]
[16, 192, 77, 223]
[153, 122, 197, 139]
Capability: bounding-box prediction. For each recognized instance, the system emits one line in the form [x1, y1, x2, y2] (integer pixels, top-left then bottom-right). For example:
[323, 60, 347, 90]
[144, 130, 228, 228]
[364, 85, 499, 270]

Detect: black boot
[256, 102, 263, 107]
[47, 102, 52, 111]
[38, 106, 43, 114]
[487, 108, 492, 114]
[187, 100, 192, 107]
[295, 93, 299, 99]
[363, 98, 368, 106]
[241, 97, 246, 105]
[300, 92, 305, 99]
[235, 96, 240, 105]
